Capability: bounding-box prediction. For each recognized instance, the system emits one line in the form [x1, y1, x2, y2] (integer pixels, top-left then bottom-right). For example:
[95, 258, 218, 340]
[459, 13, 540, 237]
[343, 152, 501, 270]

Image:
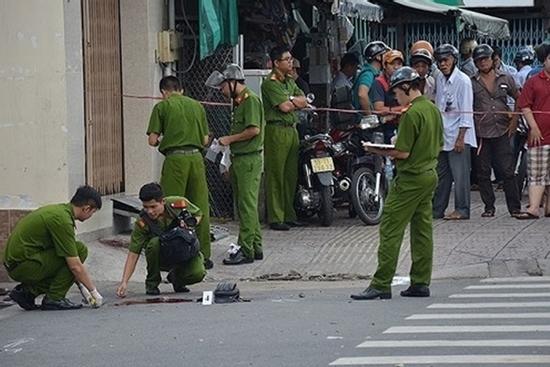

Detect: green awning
[392, 0, 510, 39]
[334, 0, 384, 22]
[199, 0, 239, 60]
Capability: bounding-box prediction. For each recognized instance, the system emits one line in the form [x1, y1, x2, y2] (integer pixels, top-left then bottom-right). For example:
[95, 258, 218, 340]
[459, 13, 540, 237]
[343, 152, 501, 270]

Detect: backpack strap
[139, 210, 163, 237]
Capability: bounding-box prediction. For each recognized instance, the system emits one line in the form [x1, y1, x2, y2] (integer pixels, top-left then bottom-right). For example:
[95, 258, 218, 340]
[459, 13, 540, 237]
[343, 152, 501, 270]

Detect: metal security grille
[82, 0, 124, 195]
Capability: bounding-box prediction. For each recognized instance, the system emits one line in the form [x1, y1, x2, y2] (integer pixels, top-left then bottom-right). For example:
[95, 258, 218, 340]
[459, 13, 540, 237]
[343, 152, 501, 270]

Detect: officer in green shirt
[206, 64, 265, 264]
[261, 46, 308, 231]
[147, 76, 213, 270]
[351, 67, 443, 300]
[3, 186, 103, 310]
[116, 183, 206, 297]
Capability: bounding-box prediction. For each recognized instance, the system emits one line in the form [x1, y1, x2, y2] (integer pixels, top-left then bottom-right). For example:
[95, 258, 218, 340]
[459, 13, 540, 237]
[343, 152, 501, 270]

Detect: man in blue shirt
[352, 41, 390, 114]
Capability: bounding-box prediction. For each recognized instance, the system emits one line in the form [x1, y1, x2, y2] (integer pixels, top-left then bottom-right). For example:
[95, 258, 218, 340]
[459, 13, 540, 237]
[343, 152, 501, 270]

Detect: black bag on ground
[214, 281, 240, 303]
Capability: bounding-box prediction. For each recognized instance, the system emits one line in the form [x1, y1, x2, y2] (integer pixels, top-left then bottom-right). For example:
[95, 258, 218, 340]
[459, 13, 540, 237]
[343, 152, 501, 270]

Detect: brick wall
[0, 209, 32, 281]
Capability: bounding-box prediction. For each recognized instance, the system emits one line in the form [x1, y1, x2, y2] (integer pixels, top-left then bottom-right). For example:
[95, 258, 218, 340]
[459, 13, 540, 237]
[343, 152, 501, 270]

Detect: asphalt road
[1, 277, 549, 367]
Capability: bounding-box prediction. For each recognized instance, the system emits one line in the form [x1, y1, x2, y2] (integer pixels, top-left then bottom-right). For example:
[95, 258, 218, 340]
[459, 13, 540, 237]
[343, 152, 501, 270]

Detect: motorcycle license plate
[310, 157, 334, 173]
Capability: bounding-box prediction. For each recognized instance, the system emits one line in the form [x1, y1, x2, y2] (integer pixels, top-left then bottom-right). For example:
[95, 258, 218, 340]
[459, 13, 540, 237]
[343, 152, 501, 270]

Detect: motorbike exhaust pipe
[374, 172, 381, 202]
[304, 163, 313, 189]
[339, 177, 351, 192]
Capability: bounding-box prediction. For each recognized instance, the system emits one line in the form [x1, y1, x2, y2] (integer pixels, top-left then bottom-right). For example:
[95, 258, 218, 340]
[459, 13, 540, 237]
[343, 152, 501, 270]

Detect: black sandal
[481, 210, 495, 217]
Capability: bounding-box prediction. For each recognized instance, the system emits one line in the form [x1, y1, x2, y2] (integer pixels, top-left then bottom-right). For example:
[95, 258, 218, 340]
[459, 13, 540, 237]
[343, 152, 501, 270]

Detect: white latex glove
[90, 289, 103, 308]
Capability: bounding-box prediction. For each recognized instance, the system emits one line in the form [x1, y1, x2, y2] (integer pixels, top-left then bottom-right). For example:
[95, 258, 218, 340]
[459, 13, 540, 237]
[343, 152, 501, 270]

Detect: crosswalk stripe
[384, 325, 550, 333]
[356, 339, 550, 348]
[428, 301, 550, 308]
[450, 292, 550, 298]
[330, 355, 550, 365]
[481, 276, 550, 283]
[406, 312, 550, 320]
[466, 284, 550, 289]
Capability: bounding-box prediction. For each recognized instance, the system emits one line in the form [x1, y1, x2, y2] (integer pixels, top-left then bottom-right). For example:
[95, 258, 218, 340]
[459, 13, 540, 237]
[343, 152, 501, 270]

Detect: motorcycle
[330, 115, 387, 225]
[513, 117, 529, 197]
[294, 97, 335, 226]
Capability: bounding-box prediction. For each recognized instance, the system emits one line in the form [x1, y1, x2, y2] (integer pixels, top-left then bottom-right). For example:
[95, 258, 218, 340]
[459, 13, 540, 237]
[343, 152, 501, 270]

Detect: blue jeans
[433, 146, 471, 218]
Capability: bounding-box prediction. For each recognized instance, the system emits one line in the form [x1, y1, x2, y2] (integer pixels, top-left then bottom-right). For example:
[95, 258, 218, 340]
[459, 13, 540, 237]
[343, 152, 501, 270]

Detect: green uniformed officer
[351, 67, 443, 300]
[147, 76, 213, 269]
[205, 64, 265, 264]
[3, 186, 103, 310]
[261, 46, 308, 231]
[116, 183, 206, 297]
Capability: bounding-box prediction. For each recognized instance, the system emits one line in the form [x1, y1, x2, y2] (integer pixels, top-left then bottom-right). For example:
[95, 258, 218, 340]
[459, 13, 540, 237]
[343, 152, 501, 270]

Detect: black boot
[41, 297, 82, 311]
[350, 287, 391, 300]
[400, 285, 430, 297]
[9, 284, 38, 310]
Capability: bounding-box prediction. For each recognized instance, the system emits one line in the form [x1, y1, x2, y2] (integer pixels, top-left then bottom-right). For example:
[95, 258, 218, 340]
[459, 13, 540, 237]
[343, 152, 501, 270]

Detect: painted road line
[428, 301, 550, 309]
[384, 325, 550, 333]
[466, 284, 550, 290]
[357, 339, 550, 348]
[330, 355, 550, 365]
[481, 276, 550, 283]
[406, 312, 550, 320]
[450, 292, 550, 298]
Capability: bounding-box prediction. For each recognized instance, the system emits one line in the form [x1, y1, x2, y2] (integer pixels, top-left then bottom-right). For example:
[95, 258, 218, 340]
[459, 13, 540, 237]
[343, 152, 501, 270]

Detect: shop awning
[333, 0, 384, 23]
[199, 0, 239, 59]
[392, 0, 510, 39]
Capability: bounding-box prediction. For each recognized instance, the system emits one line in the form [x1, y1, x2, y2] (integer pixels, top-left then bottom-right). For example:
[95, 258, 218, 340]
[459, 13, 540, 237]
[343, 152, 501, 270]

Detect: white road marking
[450, 292, 550, 298]
[406, 312, 550, 320]
[357, 339, 550, 348]
[481, 276, 550, 283]
[330, 355, 550, 365]
[466, 284, 550, 289]
[384, 325, 550, 333]
[428, 301, 550, 308]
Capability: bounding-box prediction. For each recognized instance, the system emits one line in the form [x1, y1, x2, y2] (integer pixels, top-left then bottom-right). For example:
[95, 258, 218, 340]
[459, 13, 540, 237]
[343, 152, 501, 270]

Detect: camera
[177, 209, 198, 228]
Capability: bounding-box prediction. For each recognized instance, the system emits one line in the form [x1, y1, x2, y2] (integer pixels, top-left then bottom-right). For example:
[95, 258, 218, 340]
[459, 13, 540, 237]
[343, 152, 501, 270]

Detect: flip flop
[443, 212, 469, 220]
[515, 212, 539, 220]
[481, 210, 495, 218]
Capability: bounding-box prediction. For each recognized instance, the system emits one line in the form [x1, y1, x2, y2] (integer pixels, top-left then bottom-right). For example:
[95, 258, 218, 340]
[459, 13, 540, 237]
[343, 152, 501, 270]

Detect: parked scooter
[330, 115, 387, 225]
[514, 117, 529, 197]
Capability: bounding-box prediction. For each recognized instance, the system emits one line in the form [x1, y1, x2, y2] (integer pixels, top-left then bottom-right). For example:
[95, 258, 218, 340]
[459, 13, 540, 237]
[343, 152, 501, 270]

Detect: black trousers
[475, 134, 521, 214]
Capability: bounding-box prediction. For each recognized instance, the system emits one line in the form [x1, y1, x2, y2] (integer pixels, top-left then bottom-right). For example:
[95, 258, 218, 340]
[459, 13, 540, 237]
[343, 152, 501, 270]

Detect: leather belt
[166, 148, 200, 156]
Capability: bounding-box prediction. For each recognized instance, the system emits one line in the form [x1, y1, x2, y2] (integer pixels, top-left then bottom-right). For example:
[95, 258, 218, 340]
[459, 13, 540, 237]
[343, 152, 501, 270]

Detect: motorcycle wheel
[351, 167, 384, 225]
[318, 186, 334, 227]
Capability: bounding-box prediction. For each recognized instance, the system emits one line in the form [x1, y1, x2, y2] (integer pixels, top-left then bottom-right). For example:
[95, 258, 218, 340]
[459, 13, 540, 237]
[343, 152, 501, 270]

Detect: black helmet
[473, 44, 494, 61]
[434, 44, 459, 62]
[514, 47, 535, 64]
[364, 41, 391, 62]
[410, 48, 433, 66]
[390, 66, 422, 89]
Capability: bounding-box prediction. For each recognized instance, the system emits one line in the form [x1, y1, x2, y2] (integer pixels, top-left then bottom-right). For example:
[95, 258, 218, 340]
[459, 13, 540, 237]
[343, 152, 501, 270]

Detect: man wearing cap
[351, 67, 443, 300]
[206, 64, 265, 264]
[410, 48, 436, 101]
[146, 76, 213, 269]
[261, 46, 308, 231]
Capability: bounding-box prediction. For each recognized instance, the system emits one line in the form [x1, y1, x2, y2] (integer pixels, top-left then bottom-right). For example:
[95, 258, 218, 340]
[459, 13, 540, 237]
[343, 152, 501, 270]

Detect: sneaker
[223, 249, 254, 265]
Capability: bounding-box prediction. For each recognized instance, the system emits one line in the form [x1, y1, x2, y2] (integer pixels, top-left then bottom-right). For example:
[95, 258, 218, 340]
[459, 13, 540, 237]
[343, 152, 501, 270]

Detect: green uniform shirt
[394, 95, 443, 175]
[4, 204, 79, 263]
[231, 87, 265, 155]
[147, 94, 210, 155]
[261, 72, 304, 125]
[128, 197, 201, 254]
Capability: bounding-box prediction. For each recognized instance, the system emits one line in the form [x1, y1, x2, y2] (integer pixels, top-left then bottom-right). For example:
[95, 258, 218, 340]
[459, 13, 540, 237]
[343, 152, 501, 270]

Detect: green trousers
[161, 152, 211, 260]
[8, 241, 88, 300]
[230, 152, 263, 258]
[264, 124, 299, 224]
[144, 238, 206, 290]
[370, 172, 438, 292]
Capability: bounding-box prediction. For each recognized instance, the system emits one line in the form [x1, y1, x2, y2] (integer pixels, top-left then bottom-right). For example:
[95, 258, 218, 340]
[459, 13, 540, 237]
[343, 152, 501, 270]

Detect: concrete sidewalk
[89, 191, 550, 284]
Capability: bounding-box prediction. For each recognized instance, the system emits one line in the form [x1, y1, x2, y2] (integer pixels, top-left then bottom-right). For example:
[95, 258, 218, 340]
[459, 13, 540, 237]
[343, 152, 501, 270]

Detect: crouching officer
[3, 186, 103, 310]
[116, 183, 206, 297]
[206, 64, 265, 265]
[351, 67, 443, 300]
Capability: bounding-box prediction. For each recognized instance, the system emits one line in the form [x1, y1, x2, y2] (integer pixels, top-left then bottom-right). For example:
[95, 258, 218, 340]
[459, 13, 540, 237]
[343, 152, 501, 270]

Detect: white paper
[206, 138, 232, 173]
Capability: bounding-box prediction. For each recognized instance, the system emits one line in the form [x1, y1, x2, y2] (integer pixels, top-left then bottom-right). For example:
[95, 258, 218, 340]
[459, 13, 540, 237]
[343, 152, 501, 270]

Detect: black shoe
[41, 297, 82, 311]
[166, 270, 190, 293]
[400, 285, 430, 297]
[223, 249, 254, 265]
[285, 220, 306, 227]
[254, 252, 264, 260]
[204, 259, 214, 270]
[350, 287, 391, 300]
[146, 287, 161, 296]
[269, 222, 290, 231]
[9, 284, 38, 310]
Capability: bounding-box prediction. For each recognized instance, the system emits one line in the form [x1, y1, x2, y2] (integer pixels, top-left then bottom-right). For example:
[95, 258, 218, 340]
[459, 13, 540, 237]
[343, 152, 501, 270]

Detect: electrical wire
[172, 0, 197, 75]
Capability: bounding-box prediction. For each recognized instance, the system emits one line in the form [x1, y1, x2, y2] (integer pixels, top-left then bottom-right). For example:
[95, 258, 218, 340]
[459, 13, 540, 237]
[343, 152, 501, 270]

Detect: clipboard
[362, 142, 395, 149]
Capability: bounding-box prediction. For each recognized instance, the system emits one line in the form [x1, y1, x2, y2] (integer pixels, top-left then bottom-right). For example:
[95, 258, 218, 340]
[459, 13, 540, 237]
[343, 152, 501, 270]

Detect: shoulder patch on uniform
[171, 199, 188, 209]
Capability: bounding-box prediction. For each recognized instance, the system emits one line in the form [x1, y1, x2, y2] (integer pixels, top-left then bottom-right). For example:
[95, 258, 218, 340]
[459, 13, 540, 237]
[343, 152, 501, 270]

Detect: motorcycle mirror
[306, 93, 315, 104]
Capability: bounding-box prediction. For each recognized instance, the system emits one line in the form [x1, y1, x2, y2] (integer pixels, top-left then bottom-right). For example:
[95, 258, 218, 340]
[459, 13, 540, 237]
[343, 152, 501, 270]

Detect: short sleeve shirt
[518, 70, 550, 147]
[261, 72, 304, 125]
[231, 88, 265, 155]
[128, 197, 202, 254]
[4, 203, 79, 263]
[352, 63, 379, 109]
[395, 96, 444, 175]
[147, 94, 210, 155]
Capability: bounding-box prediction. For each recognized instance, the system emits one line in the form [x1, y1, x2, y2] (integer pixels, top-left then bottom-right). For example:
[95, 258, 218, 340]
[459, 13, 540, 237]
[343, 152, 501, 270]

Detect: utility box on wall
[157, 30, 181, 63]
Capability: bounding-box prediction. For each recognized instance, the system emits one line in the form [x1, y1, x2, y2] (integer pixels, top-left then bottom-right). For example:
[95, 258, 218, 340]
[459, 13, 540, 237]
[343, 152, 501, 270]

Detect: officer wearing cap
[116, 183, 206, 297]
[205, 64, 265, 264]
[352, 41, 391, 114]
[146, 76, 213, 270]
[351, 67, 443, 300]
[261, 46, 308, 231]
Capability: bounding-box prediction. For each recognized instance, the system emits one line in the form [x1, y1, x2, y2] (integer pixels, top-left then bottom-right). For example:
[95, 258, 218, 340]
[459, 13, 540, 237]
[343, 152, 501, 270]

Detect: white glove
[90, 289, 103, 308]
